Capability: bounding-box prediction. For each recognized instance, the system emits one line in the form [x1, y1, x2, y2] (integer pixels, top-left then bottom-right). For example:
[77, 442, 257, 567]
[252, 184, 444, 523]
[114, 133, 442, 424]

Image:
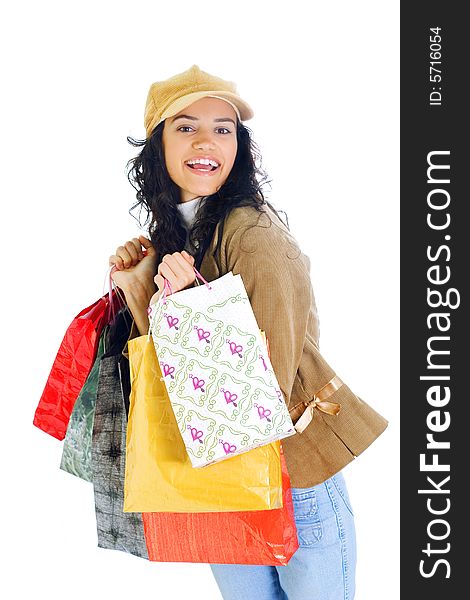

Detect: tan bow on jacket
[289, 375, 343, 434]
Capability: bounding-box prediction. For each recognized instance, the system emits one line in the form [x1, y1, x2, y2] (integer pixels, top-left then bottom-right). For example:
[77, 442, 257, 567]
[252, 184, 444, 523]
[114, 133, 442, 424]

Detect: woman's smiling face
[162, 96, 238, 203]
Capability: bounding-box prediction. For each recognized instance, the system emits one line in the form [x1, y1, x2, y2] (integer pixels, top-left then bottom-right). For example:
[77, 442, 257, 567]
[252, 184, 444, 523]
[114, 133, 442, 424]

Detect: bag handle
[160, 266, 212, 304]
[105, 265, 127, 323]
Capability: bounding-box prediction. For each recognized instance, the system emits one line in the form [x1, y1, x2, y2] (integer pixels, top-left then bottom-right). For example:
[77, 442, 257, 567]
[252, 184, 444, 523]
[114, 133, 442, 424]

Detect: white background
[1, 1, 399, 598]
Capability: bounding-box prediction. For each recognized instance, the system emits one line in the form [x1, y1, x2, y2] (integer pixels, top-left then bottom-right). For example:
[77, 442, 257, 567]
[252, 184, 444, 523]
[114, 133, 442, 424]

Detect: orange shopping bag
[142, 444, 299, 566]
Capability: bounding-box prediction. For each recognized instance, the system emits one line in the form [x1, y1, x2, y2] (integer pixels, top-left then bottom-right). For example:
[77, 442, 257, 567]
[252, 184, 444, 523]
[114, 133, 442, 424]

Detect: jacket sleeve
[224, 210, 318, 409]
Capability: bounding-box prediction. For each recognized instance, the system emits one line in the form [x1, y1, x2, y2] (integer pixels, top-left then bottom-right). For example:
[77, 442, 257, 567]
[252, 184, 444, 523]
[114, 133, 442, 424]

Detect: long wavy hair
[126, 119, 288, 271]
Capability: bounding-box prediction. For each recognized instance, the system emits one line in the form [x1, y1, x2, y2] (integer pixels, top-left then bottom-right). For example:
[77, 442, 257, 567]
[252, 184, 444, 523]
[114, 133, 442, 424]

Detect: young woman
[109, 65, 388, 600]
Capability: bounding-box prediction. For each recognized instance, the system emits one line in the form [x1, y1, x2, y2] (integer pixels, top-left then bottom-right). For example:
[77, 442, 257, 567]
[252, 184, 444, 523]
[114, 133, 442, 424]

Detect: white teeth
[186, 158, 220, 167]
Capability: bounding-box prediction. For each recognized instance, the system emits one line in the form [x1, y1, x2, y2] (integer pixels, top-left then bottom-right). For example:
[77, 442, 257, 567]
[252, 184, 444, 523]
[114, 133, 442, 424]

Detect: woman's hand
[109, 235, 157, 292]
[109, 235, 159, 335]
[109, 239, 195, 333]
[149, 250, 196, 305]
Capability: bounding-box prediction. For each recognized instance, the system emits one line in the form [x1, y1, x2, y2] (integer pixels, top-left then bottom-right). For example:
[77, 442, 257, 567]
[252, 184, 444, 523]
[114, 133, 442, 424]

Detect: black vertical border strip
[401, 2, 466, 596]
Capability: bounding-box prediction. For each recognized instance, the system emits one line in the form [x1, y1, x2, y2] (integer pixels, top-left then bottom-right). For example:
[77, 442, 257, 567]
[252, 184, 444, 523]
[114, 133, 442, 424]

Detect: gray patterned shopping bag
[148, 270, 295, 468]
[91, 310, 148, 559]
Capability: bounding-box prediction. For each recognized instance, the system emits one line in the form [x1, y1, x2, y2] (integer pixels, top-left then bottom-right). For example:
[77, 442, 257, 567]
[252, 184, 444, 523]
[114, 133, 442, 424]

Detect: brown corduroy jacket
[196, 203, 388, 488]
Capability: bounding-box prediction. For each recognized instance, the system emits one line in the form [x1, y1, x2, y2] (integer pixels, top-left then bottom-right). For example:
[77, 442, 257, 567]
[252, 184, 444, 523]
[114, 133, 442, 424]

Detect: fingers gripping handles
[160, 266, 211, 303]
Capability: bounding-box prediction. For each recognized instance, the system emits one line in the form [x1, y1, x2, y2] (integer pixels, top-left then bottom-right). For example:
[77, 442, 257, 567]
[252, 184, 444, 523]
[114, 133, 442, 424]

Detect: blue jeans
[209, 471, 357, 600]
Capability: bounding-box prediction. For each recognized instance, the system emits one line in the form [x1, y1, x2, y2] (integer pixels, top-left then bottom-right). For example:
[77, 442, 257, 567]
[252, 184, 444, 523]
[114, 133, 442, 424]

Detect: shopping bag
[60, 327, 108, 482]
[124, 333, 283, 513]
[142, 443, 299, 565]
[91, 307, 148, 559]
[33, 280, 124, 440]
[148, 270, 296, 467]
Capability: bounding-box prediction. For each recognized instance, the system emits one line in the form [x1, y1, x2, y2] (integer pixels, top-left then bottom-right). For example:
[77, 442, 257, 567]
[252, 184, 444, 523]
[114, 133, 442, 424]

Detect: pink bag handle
[105, 265, 116, 317]
[161, 266, 212, 304]
[105, 264, 126, 323]
[192, 267, 212, 289]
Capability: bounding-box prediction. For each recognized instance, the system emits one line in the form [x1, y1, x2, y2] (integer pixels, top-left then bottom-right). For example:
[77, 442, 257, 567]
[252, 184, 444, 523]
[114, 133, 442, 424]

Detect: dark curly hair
[126, 119, 288, 271]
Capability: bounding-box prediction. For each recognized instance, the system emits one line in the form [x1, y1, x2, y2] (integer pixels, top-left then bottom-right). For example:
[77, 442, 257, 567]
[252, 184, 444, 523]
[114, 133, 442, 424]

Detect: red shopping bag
[142, 444, 299, 565]
[33, 274, 124, 440]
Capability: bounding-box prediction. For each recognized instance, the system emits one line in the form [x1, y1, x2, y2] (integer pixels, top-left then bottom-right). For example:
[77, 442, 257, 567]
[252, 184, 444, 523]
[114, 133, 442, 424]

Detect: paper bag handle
[161, 266, 212, 303]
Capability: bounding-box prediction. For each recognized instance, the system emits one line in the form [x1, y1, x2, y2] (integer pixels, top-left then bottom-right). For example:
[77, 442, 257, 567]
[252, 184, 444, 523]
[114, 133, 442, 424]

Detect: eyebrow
[171, 114, 237, 126]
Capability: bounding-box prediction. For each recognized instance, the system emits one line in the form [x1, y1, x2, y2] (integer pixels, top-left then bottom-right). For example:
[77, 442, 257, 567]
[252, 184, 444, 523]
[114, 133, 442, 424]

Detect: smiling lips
[185, 157, 221, 176]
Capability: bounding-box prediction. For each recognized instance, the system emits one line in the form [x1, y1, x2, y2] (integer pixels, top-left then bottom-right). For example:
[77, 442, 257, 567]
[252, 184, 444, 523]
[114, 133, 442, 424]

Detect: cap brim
[158, 90, 254, 127]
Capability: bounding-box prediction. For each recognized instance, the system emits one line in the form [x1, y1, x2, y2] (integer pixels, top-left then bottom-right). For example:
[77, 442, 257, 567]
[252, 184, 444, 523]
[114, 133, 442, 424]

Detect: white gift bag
[147, 270, 295, 467]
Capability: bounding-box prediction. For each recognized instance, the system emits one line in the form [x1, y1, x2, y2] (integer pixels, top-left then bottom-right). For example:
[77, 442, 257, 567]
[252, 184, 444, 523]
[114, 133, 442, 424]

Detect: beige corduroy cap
[144, 64, 254, 138]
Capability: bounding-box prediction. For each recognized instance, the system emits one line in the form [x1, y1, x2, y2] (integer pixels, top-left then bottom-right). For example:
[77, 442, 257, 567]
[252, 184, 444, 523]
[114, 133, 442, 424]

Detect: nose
[192, 129, 216, 150]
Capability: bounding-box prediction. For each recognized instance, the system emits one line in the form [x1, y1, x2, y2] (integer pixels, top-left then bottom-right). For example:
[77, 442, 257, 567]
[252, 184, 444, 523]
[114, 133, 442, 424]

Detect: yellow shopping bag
[124, 335, 283, 512]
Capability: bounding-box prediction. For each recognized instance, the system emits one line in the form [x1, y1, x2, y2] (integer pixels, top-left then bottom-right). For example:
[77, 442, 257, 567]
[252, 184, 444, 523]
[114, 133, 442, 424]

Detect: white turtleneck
[176, 196, 205, 252]
[176, 197, 204, 229]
